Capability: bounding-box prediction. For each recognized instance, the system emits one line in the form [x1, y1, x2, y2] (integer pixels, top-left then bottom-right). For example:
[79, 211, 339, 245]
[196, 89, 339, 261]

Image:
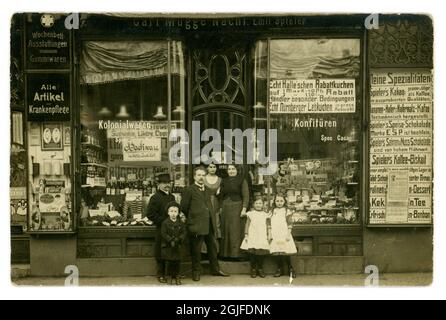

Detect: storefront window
[255, 39, 361, 225]
[27, 121, 73, 232]
[11, 111, 28, 228]
[79, 40, 186, 227]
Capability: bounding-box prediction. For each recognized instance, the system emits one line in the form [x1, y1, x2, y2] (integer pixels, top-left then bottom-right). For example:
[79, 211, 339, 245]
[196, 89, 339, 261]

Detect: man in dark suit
[146, 173, 176, 283]
[181, 166, 229, 281]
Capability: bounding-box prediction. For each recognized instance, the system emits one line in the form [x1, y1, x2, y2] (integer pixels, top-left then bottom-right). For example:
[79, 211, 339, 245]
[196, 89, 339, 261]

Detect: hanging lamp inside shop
[98, 106, 112, 117]
[154, 105, 167, 120]
[253, 102, 265, 109]
[173, 105, 185, 114]
[116, 105, 130, 119]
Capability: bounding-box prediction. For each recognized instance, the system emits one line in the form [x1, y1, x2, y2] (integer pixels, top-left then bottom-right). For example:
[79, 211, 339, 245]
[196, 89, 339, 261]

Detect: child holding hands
[160, 202, 186, 285]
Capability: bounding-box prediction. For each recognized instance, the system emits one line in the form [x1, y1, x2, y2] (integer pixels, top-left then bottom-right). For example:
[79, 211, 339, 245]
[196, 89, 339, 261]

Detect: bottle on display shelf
[91, 130, 95, 146]
[110, 178, 116, 195]
[142, 180, 148, 196]
[81, 167, 87, 185]
[87, 129, 92, 144]
[118, 180, 123, 195]
[151, 180, 157, 194]
[118, 178, 124, 195]
[106, 180, 111, 195]
[147, 180, 152, 195]
[114, 179, 119, 195]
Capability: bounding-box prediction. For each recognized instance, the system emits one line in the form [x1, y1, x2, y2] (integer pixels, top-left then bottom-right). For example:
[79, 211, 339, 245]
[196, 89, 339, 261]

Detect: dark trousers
[154, 228, 166, 277]
[189, 221, 219, 273]
[166, 260, 181, 278]
[249, 255, 265, 270]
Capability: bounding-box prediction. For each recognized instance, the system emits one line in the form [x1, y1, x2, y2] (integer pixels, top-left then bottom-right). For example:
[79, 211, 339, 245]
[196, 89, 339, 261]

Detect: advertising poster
[269, 79, 356, 114]
[26, 73, 71, 122]
[121, 137, 162, 162]
[25, 13, 71, 70]
[369, 70, 433, 224]
[41, 123, 63, 150]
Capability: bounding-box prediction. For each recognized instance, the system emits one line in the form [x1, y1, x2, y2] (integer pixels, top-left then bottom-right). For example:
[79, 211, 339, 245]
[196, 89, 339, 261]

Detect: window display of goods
[83, 207, 154, 227]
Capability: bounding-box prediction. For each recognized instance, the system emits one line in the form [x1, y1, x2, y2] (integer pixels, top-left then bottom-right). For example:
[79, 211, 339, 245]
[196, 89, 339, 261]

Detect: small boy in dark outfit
[160, 202, 186, 285]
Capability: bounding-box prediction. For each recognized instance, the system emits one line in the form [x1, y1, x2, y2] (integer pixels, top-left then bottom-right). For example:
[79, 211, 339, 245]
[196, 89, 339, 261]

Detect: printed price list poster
[369, 70, 433, 224]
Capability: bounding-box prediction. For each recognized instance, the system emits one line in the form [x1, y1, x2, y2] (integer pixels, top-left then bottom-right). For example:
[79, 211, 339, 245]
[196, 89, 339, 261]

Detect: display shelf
[81, 184, 106, 188]
[81, 142, 103, 150]
[27, 231, 76, 235]
[81, 163, 108, 168]
[366, 224, 432, 228]
[78, 226, 157, 238]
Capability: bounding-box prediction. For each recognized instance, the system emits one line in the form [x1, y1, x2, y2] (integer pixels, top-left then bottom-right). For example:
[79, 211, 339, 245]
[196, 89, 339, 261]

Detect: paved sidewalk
[12, 273, 433, 287]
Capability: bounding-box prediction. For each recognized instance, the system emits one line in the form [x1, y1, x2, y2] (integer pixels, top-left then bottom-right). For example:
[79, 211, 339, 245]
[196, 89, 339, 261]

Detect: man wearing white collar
[181, 166, 229, 281]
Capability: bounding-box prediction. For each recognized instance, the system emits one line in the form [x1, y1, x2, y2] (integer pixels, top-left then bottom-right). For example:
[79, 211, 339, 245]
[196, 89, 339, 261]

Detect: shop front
[11, 13, 433, 276]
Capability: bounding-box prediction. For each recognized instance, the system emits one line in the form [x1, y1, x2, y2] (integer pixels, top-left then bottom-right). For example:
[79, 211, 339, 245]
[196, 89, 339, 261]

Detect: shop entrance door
[188, 34, 252, 176]
[193, 110, 247, 176]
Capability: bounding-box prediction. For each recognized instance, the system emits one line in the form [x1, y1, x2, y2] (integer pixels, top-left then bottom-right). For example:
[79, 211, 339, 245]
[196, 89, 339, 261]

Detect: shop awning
[80, 41, 185, 85]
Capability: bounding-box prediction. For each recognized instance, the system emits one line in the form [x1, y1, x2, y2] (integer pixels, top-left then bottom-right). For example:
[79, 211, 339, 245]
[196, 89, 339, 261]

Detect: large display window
[253, 38, 362, 226]
[78, 40, 186, 228]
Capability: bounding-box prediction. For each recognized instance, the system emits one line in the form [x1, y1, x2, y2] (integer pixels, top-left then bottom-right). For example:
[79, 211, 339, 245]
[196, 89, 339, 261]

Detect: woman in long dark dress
[204, 163, 222, 240]
[219, 164, 250, 259]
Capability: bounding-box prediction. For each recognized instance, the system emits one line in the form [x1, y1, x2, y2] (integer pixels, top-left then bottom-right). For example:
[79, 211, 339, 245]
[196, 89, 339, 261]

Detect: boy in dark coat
[160, 202, 186, 285]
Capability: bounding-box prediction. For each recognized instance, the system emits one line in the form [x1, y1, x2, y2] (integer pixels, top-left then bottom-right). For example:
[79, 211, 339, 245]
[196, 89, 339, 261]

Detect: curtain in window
[80, 41, 185, 85]
[269, 39, 360, 79]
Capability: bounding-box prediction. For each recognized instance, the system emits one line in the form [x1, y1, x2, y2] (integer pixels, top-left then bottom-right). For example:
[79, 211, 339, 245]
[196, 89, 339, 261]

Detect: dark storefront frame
[11, 13, 433, 275]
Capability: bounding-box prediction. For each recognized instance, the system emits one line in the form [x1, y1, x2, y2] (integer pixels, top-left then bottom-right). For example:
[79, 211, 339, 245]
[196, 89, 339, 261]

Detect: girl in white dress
[240, 196, 270, 278]
[269, 194, 297, 278]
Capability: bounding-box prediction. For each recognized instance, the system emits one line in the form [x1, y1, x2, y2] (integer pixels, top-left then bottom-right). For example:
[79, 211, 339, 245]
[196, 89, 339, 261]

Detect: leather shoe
[192, 271, 201, 281]
[274, 269, 282, 277]
[158, 276, 167, 283]
[212, 270, 229, 277]
[257, 269, 266, 278]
